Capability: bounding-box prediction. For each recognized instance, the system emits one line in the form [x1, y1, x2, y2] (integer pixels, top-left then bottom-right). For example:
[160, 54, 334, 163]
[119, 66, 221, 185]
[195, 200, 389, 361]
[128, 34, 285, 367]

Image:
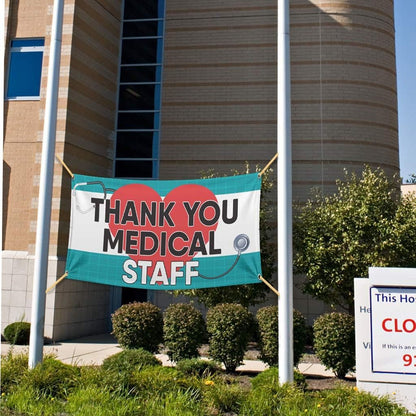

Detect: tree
[175, 163, 276, 307]
[293, 166, 416, 313]
[405, 173, 416, 184]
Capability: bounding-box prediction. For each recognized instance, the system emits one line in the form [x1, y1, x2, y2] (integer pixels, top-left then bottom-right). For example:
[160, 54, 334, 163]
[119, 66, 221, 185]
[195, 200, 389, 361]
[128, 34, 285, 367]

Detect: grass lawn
[1, 350, 413, 416]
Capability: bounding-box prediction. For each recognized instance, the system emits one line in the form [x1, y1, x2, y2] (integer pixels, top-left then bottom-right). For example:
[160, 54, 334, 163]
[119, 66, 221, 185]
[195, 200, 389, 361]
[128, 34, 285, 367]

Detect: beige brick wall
[3, 0, 122, 340]
[4, 0, 75, 255]
[160, 0, 398, 193]
[3, 0, 121, 254]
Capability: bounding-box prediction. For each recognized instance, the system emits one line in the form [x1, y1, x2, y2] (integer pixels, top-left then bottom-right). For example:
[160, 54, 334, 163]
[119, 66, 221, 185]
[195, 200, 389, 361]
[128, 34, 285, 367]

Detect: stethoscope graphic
[73, 181, 115, 214]
[73, 181, 249, 279]
[198, 233, 250, 279]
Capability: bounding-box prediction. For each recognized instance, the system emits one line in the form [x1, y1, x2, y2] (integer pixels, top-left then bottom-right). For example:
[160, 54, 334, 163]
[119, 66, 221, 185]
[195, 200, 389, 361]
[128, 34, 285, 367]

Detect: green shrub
[313, 312, 355, 378]
[21, 356, 80, 399]
[130, 366, 201, 399]
[176, 358, 220, 377]
[3, 322, 31, 345]
[88, 350, 161, 397]
[319, 386, 410, 416]
[203, 379, 246, 414]
[256, 306, 307, 367]
[102, 348, 161, 373]
[206, 303, 252, 372]
[240, 382, 306, 416]
[78, 364, 133, 397]
[163, 303, 206, 362]
[76, 365, 104, 388]
[0, 352, 29, 394]
[250, 367, 307, 391]
[111, 301, 163, 352]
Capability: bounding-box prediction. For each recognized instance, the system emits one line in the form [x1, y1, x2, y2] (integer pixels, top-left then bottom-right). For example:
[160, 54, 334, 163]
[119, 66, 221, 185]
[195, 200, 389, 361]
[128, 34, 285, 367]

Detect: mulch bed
[305, 374, 356, 390]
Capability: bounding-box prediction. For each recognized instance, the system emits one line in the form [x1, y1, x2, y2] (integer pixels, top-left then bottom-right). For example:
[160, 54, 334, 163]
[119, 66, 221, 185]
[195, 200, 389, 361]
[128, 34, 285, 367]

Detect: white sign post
[355, 268, 416, 413]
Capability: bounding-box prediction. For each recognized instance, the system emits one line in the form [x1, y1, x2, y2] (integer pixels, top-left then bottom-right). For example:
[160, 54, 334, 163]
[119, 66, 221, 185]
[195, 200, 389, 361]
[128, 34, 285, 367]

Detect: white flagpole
[29, 0, 65, 369]
[277, 0, 294, 383]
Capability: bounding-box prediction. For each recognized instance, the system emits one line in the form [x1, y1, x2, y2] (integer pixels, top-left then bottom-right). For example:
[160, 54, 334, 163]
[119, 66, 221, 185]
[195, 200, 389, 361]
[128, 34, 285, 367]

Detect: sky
[395, 0, 416, 182]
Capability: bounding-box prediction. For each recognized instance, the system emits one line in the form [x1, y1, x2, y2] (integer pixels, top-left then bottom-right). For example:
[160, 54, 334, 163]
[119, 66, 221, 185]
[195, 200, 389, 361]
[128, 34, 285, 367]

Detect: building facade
[3, 0, 399, 340]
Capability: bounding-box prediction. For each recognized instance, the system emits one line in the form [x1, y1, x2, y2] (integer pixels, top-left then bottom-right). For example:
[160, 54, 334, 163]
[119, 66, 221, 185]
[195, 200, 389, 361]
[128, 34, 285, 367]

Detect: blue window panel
[11, 39, 44, 48]
[157, 0, 165, 20]
[154, 84, 161, 111]
[7, 39, 44, 99]
[153, 111, 160, 130]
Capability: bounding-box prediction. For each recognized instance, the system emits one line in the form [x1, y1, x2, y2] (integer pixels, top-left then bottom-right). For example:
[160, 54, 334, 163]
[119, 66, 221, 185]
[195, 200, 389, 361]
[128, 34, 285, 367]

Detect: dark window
[124, 0, 159, 19]
[6, 38, 44, 99]
[115, 0, 164, 179]
[118, 112, 156, 130]
[123, 20, 159, 37]
[118, 84, 156, 111]
[120, 65, 159, 83]
[116, 132, 154, 158]
[121, 39, 158, 65]
[115, 160, 154, 178]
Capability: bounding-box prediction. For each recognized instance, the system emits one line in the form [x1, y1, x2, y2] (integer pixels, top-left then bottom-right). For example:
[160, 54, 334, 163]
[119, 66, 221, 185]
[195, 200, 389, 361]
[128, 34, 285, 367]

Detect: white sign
[355, 268, 416, 413]
[370, 287, 416, 375]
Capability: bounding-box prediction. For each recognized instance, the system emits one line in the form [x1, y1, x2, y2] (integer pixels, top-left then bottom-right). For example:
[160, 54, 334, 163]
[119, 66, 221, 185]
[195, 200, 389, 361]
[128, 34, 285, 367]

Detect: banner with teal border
[66, 173, 262, 289]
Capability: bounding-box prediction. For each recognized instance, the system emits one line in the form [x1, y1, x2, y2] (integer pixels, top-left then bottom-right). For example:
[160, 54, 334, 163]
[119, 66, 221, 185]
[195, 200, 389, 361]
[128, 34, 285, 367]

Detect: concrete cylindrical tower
[291, 0, 398, 200]
[161, 0, 399, 202]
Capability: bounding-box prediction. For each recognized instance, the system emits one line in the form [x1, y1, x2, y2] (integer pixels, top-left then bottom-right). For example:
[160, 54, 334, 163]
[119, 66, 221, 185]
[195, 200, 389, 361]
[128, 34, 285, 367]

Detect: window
[115, 0, 165, 179]
[6, 38, 44, 100]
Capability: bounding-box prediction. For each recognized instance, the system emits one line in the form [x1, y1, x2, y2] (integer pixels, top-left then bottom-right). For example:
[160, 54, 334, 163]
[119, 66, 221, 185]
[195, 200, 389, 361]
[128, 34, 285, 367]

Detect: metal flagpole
[277, 0, 294, 383]
[29, 0, 65, 369]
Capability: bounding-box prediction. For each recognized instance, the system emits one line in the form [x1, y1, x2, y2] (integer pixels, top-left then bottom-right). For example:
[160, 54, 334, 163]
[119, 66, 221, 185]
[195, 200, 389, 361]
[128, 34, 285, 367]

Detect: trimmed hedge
[3, 322, 31, 345]
[111, 302, 163, 352]
[163, 303, 206, 362]
[206, 303, 252, 372]
[313, 312, 355, 378]
[256, 306, 307, 367]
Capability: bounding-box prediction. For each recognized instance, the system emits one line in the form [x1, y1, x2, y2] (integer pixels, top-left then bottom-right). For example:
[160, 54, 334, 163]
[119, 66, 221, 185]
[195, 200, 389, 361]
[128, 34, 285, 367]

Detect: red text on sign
[382, 318, 416, 333]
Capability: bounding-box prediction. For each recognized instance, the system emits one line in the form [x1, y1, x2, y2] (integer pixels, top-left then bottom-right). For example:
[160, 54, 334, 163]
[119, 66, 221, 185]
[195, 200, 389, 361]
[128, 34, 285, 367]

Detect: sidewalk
[1, 333, 336, 377]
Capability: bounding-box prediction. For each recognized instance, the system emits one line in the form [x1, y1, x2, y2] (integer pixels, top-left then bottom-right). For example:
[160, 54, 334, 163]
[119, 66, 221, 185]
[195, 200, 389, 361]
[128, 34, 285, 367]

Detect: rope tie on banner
[45, 272, 68, 294]
[258, 275, 280, 297]
[56, 154, 74, 178]
[258, 153, 278, 177]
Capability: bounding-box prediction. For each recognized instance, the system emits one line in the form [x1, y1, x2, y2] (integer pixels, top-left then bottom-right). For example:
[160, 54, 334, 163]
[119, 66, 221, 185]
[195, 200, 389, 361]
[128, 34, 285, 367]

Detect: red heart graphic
[108, 183, 219, 278]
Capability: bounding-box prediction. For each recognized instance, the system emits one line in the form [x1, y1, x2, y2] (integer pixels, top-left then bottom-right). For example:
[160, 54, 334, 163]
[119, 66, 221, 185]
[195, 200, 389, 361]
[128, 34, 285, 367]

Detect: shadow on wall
[4, 0, 20, 132]
[3, 161, 11, 248]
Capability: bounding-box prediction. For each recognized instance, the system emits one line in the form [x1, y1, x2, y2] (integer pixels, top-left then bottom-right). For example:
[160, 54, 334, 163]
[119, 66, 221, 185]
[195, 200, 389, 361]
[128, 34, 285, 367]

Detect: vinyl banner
[66, 173, 262, 290]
